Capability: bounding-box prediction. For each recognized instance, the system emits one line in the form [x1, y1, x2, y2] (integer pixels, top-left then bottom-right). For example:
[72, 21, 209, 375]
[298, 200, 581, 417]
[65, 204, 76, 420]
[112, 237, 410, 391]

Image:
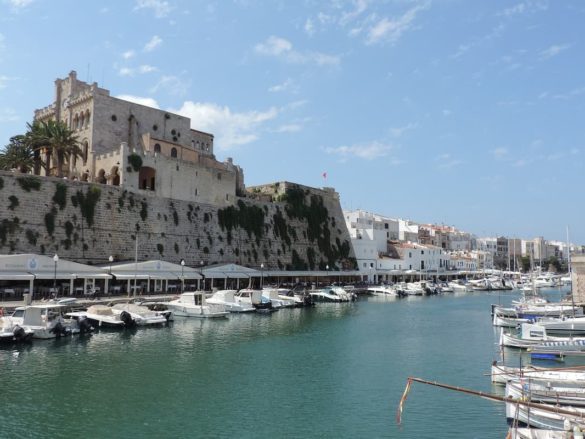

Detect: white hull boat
[0, 316, 34, 343]
[167, 292, 229, 318]
[112, 303, 170, 326]
[207, 290, 255, 313]
[22, 304, 89, 339]
[491, 363, 585, 386]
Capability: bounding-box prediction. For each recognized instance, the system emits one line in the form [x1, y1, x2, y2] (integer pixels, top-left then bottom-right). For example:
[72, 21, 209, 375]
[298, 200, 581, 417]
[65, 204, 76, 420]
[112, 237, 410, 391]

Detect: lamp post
[199, 261, 204, 291]
[53, 254, 59, 299]
[180, 259, 185, 293]
[108, 255, 114, 296]
[260, 263, 264, 290]
[326, 264, 329, 286]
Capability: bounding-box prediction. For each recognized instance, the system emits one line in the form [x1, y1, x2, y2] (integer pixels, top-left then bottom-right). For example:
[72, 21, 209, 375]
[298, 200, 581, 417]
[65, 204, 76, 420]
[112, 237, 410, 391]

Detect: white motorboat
[0, 315, 34, 343]
[505, 397, 585, 430]
[262, 288, 295, 308]
[167, 292, 229, 318]
[367, 285, 397, 297]
[207, 289, 255, 313]
[310, 286, 353, 302]
[111, 303, 170, 326]
[21, 304, 89, 339]
[448, 280, 473, 292]
[69, 304, 127, 328]
[235, 289, 274, 311]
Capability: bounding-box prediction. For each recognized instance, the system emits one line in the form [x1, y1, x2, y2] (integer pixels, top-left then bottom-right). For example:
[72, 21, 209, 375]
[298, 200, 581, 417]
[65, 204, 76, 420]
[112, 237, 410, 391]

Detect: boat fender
[13, 325, 25, 341]
[120, 311, 135, 328]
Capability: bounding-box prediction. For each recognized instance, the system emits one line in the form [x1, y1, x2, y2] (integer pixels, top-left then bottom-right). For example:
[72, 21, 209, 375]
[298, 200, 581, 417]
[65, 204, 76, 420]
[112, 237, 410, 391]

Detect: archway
[97, 169, 107, 184]
[110, 166, 120, 186]
[138, 166, 156, 191]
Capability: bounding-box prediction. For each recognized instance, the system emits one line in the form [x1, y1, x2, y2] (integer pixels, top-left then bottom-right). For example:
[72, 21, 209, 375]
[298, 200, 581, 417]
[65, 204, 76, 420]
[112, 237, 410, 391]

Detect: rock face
[0, 172, 356, 270]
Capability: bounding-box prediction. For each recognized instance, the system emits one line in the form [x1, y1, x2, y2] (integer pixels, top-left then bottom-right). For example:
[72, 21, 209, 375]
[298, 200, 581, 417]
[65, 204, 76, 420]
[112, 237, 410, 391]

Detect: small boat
[310, 286, 353, 302]
[207, 290, 255, 313]
[69, 304, 127, 328]
[235, 289, 274, 312]
[507, 427, 580, 438]
[21, 304, 90, 339]
[167, 292, 229, 318]
[111, 303, 170, 326]
[507, 379, 585, 407]
[491, 362, 585, 386]
[262, 288, 296, 308]
[538, 315, 585, 336]
[500, 323, 585, 349]
[0, 315, 34, 343]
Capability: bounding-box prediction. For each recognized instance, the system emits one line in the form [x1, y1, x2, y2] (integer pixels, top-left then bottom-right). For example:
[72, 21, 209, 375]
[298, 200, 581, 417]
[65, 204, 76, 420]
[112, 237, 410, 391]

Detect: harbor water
[0, 289, 570, 438]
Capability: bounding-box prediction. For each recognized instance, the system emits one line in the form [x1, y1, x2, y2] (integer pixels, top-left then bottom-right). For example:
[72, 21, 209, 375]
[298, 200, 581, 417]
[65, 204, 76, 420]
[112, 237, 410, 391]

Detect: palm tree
[24, 121, 51, 175]
[44, 120, 82, 178]
[0, 135, 36, 172]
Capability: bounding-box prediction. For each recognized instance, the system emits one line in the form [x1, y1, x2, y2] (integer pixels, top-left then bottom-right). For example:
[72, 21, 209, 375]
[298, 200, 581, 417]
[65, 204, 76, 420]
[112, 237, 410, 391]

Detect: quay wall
[0, 172, 355, 270]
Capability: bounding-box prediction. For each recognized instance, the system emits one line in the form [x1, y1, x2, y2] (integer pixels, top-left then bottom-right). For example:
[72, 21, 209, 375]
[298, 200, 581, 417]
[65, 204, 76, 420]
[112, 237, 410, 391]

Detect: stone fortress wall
[0, 172, 356, 270]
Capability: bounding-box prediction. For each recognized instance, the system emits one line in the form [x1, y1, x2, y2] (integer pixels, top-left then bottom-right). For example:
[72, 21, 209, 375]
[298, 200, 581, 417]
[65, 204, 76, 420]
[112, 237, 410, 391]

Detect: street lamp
[53, 254, 59, 298]
[180, 259, 185, 293]
[260, 263, 264, 290]
[326, 264, 329, 286]
[199, 261, 204, 291]
[108, 255, 114, 296]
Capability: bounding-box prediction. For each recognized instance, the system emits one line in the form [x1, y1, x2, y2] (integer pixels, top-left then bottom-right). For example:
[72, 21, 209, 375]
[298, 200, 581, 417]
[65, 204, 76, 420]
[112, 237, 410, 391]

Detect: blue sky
[1, 0, 584, 243]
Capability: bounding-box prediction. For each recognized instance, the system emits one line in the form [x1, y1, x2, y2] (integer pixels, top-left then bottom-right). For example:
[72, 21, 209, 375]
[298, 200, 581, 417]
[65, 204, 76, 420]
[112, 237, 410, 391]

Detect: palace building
[34, 70, 245, 206]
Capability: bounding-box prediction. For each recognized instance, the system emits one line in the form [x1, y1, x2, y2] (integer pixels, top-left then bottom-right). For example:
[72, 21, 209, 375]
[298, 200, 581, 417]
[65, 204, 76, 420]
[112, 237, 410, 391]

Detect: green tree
[43, 120, 82, 178]
[0, 135, 36, 172]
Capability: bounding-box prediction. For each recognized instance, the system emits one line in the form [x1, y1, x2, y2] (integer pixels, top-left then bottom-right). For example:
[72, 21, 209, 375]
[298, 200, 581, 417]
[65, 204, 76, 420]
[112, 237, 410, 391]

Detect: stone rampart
[0, 172, 355, 270]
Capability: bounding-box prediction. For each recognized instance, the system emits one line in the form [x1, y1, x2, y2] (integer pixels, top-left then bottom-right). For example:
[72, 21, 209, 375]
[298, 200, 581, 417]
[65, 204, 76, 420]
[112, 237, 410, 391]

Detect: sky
[1, 0, 584, 244]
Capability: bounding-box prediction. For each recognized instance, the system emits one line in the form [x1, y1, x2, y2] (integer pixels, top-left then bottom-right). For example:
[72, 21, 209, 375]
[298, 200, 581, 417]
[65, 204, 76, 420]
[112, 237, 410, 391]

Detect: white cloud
[7, 0, 33, 9]
[171, 101, 279, 150]
[492, 147, 509, 159]
[118, 67, 134, 77]
[442, 109, 452, 117]
[150, 75, 190, 96]
[274, 124, 302, 133]
[366, 1, 430, 45]
[116, 94, 160, 109]
[144, 35, 163, 52]
[255, 36, 340, 66]
[268, 78, 294, 93]
[325, 141, 393, 161]
[451, 23, 505, 59]
[138, 64, 157, 73]
[435, 153, 462, 169]
[0, 108, 19, 122]
[389, 122, 417, 138]
[134, 0, 172, 18]
[122, 50, 136, 59]
[0, 75, 16, 89]
[539, 43, 571, 60]
[304, 18, 315, 37]
[339, 0, 369, 26]
[499, 1, 548, 18]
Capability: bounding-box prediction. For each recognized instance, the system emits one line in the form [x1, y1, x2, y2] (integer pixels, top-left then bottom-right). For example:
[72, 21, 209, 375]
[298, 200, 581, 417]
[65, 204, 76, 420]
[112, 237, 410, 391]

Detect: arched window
[73, 115, 79, 130]
[97, 169, 107, 184]
[83, 141, 89, 165]
[85, 110, 91, 128]
[154, 143, 161, 153]
[80, 114, 85, 130]
[171, 147, 178, 158]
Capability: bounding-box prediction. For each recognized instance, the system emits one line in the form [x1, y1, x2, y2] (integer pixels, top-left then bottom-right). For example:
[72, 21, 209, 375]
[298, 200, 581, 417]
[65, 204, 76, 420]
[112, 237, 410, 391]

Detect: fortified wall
[0, 172, 356, 270]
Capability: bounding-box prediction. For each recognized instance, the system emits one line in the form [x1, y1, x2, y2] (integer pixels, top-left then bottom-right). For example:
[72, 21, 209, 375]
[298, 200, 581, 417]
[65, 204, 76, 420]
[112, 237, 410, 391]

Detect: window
[171, 147, 177, 158]
[111, 115, 117, 122]
[217, 173, 221, 180]
[154, 144, 161, 153]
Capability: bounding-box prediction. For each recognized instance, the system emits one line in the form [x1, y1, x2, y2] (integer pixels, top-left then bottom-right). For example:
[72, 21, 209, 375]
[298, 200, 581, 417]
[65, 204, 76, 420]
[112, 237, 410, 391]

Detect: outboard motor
[12, 325, 26, 342]
[50, 321, 65, 338]
[78, 317, 94, 334]
[120, 311, 136, 328]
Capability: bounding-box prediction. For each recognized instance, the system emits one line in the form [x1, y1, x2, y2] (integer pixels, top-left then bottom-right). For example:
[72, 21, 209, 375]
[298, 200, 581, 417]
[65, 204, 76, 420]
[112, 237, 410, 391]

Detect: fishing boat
[507, 428, 579, 439]
[490, 362, 585, 386]
[166, 291, 229, 318]
[507, 379, 585, 407]
[500, 324, 585, 349]
[538, 316, 585, 336]
[206, 289, 255, 313]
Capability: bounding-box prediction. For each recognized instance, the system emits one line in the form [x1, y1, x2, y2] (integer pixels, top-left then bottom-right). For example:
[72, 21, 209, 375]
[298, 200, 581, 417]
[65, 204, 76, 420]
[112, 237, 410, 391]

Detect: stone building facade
[34, 71, 244, 206]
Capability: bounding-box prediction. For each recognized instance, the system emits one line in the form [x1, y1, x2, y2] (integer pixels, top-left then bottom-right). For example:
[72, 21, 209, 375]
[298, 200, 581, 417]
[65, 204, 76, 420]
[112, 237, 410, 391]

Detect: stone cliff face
[0, 172, 356, 270]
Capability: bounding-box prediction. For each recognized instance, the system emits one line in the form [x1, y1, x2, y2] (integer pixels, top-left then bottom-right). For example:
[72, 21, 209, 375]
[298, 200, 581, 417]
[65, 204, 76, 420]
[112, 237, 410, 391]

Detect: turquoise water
[0, 289, 570, 438]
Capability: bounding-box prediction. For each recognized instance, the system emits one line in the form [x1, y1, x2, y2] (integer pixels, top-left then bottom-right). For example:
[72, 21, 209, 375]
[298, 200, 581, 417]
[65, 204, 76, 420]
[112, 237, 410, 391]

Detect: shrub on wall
[157, 244, 164, 255]
[128, 153, 143, 172]
[0, 218, 20, 246]
[17, 176, 41, 192]
[140, 201, 148, 221]
[0, 176, 4, 190]
[53, 182, 67, 210]
[44, 207, 57, 236]
[8, 195, 19, 210]
[72, 186, 101, 228]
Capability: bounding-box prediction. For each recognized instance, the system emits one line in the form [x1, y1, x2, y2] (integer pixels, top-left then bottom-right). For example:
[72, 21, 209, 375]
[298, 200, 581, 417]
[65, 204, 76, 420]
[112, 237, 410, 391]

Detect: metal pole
[133, 235, 138, 298]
